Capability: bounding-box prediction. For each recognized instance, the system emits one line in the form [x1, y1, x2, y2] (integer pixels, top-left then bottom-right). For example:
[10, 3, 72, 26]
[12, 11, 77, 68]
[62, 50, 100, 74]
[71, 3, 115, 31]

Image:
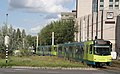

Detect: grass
[0, 56, 88, 68]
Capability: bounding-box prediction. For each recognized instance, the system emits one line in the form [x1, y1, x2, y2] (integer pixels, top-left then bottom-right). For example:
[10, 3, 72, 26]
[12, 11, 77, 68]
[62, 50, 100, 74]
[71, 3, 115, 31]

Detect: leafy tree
[26, 35, 36, 47]
[39, 20, 75, 45]
[0, 24, 37, 57]
[22, 29, 26, 38]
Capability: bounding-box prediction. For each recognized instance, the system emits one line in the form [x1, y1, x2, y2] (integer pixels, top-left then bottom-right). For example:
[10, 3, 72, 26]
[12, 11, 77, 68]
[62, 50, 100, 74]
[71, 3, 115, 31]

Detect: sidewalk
[11, 66, 98, 70]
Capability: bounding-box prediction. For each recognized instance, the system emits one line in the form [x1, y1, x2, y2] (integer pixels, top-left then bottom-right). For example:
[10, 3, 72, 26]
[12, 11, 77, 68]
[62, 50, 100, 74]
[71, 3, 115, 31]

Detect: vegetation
[0, 56, 87, 68]
[0, 24, 35, 58]
[38, 20, 75, 45]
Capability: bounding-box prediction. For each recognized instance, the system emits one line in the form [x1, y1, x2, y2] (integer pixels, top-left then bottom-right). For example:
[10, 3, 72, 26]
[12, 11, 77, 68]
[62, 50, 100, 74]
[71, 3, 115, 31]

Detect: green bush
[19, 49, 32, 56]
[0, 53, 5, 59]
[0, 49, 6, 59]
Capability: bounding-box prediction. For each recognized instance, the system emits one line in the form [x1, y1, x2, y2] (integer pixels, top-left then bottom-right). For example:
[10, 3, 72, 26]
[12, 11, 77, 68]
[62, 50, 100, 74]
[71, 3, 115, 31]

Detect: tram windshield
[94, 46, 111, 55]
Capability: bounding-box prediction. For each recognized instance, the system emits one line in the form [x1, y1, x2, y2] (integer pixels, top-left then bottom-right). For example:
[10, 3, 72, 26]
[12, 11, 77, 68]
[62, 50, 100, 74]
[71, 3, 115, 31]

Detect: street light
[5, 14, 9, 64]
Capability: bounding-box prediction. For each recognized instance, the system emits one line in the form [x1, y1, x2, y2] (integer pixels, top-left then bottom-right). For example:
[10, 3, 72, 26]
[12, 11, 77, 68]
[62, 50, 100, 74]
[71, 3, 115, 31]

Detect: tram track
[96, 62, 120, 73]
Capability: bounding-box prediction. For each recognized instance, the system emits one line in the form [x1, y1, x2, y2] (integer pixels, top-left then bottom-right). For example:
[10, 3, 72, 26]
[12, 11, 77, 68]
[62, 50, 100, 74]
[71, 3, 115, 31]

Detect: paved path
[0, 68, 119, 74]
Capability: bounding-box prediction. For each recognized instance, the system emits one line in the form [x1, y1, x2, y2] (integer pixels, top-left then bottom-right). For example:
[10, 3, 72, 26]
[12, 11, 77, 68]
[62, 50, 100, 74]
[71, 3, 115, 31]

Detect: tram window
[89, 45, 92, 54]
[69, 46, 73, 52]
[76, 46, 80, 53]
[65, 47, 68, 53]
[81, 47, 84, 52]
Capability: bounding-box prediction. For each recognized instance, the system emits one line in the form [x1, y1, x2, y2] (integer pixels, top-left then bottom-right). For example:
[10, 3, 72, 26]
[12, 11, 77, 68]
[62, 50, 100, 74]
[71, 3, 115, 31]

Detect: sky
[0, 0, 76, 36]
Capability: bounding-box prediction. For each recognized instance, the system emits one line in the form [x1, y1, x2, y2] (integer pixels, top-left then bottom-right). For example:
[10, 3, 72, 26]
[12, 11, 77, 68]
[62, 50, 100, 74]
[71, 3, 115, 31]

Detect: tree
[39, 20, 75, 45]
[0, 24, 37, 57]
[22, 29, 26, 38]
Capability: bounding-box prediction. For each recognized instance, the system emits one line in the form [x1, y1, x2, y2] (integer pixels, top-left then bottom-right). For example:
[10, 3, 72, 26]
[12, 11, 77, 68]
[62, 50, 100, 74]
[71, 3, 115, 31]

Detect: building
[75, 0, 120, 52]
[76, 0, 92, 18]
[61, 10, 76, 21]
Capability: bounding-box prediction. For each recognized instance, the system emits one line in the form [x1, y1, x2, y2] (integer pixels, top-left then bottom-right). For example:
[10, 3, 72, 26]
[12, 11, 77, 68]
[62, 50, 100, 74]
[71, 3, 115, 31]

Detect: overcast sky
[0, 0, 75, 35]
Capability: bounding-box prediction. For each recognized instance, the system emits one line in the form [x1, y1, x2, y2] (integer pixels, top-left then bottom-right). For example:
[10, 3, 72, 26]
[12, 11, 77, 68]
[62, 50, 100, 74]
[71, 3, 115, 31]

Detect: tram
[37, 39, 112, 67]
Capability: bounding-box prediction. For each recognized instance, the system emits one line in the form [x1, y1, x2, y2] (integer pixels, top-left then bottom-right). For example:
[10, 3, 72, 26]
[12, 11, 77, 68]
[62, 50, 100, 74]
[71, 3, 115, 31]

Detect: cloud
[8, 0, 74, 35]
[44, 14, 59, 19]
[29, 25, 41, 35]
[28, 18, 59, 36]
[9, 0, 72, 13]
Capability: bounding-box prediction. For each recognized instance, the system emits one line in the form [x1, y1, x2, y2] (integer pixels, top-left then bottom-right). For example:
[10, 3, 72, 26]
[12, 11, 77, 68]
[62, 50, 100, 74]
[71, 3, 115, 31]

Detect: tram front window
[94, 47, 111, 55]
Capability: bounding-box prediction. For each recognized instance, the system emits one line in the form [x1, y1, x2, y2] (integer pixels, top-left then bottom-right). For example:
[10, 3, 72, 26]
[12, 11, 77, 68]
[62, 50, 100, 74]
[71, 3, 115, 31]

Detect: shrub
[19, 49, 32, 56]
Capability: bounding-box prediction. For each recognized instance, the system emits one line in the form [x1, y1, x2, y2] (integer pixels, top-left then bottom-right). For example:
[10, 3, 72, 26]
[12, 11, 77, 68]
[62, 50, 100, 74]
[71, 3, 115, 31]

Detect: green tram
[37, 45, 58, 56]
[57, 39, 112, 67]
[37, 39, 112, 67]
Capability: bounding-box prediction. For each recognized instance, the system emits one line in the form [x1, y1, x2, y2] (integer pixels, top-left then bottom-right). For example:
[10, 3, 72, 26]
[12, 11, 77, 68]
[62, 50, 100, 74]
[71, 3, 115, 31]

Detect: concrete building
[76, 0, 92, 18]
[61, 10, 76, 21]
[75, 0, 120, 52]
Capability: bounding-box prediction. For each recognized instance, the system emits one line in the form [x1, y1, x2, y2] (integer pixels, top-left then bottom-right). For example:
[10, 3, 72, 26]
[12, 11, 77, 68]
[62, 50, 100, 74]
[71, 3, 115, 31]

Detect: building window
[65, 15, 69, 17]
[109, 0, 113, 2]
[100, 5, 104, 7]
[100, 5, 104, 10]
[92, 0, 98, 12]
[115, 5, 119, 9]
[100, 0, 104, 2]
[100, 0, 104, 11]
[115, 0, 119, 9]
[109, 5, 113, 9]
[115, 0, 119, 2]
[109, 0, 113, 9]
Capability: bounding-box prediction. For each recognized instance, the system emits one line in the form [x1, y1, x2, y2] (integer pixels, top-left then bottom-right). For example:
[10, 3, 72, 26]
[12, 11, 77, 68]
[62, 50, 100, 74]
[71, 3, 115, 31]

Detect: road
[0, 68, 120, 74]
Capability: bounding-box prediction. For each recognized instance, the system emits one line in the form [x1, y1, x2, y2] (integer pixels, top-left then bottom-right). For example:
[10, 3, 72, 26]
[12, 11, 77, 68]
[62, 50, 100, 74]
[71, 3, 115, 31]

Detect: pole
[5, 36, 9, 64]
[101, 10, 103, 39]
[80, 19, 81, 42]
[76, 0, 78, 18]
[91, 12, 93, 40]
[6, 45, 8, 63]
[87, 15, 89, 41]
[36, 35, 38, 48]
[36, 35, 39, 54]
[6, 14, 8, 35]
[52, 32, 54, 45]
[5, 14, 9, 64]
[23, 38, 25, 49]
[96, 0, 98, 38]
[6, 14, 8, 25]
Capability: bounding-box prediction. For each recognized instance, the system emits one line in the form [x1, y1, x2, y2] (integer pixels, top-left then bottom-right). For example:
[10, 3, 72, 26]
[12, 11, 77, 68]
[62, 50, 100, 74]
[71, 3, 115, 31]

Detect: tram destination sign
[96, 40, 108, 45]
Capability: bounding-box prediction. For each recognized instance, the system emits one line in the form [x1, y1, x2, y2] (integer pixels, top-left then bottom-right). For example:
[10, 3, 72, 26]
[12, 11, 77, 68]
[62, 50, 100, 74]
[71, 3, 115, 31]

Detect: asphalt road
[0, 68, 119, 74]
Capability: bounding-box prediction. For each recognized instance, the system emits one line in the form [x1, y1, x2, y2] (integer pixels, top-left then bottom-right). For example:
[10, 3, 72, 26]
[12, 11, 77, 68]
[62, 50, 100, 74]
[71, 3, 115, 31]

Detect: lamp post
[5, 14, 9, 64]
[6, 14, 8, 25]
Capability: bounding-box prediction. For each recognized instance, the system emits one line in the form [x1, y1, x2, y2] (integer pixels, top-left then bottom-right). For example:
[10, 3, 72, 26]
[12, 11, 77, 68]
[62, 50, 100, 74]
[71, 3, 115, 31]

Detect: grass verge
[0, 56, 88, 68]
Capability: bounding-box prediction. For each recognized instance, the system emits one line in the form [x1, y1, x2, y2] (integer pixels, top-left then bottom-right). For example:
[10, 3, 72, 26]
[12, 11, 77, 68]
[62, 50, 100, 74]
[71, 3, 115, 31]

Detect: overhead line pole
[91, 12, 94, 40]
[96, 0, 98, 39]
[101, 10, 103, 39]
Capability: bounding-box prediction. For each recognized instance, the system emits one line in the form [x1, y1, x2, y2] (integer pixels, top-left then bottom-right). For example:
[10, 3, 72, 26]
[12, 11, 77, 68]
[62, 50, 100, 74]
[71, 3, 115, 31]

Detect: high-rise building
[76, 0, 93, 18]
[75, 0, 120, 52]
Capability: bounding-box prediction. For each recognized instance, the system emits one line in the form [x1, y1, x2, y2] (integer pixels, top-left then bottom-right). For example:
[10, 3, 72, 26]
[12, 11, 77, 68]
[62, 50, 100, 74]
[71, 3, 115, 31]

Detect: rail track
[96, 60, 120, 72]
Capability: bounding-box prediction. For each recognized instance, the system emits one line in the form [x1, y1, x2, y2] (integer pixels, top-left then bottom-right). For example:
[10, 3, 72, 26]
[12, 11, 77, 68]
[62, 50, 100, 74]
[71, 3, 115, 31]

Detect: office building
[75, 0, 120, 52]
